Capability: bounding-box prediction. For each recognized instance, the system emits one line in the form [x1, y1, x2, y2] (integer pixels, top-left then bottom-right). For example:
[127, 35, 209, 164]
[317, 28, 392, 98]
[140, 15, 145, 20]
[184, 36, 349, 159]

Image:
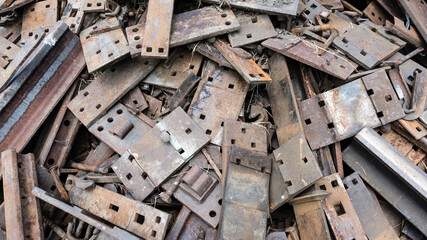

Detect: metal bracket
[188, 61, 248, 145]
[79, 17, 129, 73]
[65, 175, 171, 240]
[228, 14, 277, 48]
[316, 173, 367, 240]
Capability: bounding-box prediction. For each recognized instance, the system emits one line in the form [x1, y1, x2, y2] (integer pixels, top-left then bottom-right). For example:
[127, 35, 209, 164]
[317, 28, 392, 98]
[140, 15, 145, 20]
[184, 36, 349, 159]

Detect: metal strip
[343, 172, 399, 240]
[0, 24, 85, 153]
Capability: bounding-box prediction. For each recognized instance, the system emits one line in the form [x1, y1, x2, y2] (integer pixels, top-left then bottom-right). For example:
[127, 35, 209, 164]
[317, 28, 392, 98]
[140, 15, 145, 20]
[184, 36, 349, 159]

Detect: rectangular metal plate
[399, 0, 427, 43]
[316, 174, 367, 240]
[32, 187, 140, 240]
[398, 119, 427, 140]
[380, 129, 426, 164]
[143, 49, 203, 89]
[214, 39, 271, 84]
[218, 147, 271, 240]
[273, 132, 322, 197]
[80, 17, 130, 73]
[67, 57, 159, 127]
[65, 175, 171, 240]
[0, 36, 20, 63]
[120, 86, 148, 112]
[262, 35, 358, 80]
[363, 1, 389, 25]
[190, 42, 233, 69]
[361, 21, 406, 48]
[82, 0, 105, 12]
[361, 70, 405, 125]
[223, 120, 268, 154]
[61, 0, 85, 33]
[300, 71, 404, 150]
[343, 172, 399, 240]
[1, 150, 43, 239]
[228, 14, 277, 47]
[141, 0, 174, 58]
[333, 25, 402, 69]
[188, 61, 248, 145]
[21, 0, 58, 40]
[0, 19, 22, 43]
[342, 142, 427, 235]
[163, 168, 223, 228]
[112, 151, 156, 201]
[201, 0, 298, 16]
[0, 27, 84, 153]
[89, 103, 152, 155]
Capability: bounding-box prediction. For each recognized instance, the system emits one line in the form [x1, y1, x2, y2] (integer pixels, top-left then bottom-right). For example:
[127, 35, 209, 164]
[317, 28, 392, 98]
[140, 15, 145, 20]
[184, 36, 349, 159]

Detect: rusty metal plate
[32, 187, 140, 240]
[0, 19, 22, 43]
[202, 0, 298, 16]
[1, 149, 43, 239]
[188, 61, 248, 145]
[316, 173, 367, 240]
[0, 36, 20, 63]
[141, 0, 174, 58]
[273, 132, 322, 199]
[125, 23, 144, 58]
[189, 144, 222, 169]
[21, 0, 58, 40]
[0, 24, 84, 153]
[142, 93, 163, 119]
[82, 0, 105, 12]
[385, 17, 424, 48]
[381, 129, 426, 165]
[398, 119, 427, 140]
[317, 0, 343, 10]
[165, 206, 217, 240]
[333, 25, 403, 69]
[214, 39, 271, 84]
[67, 57, 159, 127]
[228, 14, 276, 48]
[363, 1, 389, 25]
[262, 35, 358, 80]
[361, 21, 406, 48]
[299, 71, 403, 150]
[218, 147, 271, 240]
[121, 86, 148, 112]
[223, 120, 268, 154]
[289, 190, 332, 240]
[43, 110, 80, 168]
[80, 17, 130, 73]
[143, 49, 203, 89]
[361, 70, 405, 125]
[163, 168, 222, 228]
[343, 172, 399, 240]
[89, 103, 152, 155]
[189, 41, 233, 69]
[399, 0, 427, 43]
[65, 175, 171, 240]
[111, 151, 156, 201]
[342, 142, 427, 235]
[61, 0, 85, 33]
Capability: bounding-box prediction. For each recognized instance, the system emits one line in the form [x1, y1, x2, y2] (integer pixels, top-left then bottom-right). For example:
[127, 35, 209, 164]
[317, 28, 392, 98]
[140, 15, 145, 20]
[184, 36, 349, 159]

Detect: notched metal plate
[316, 174, 367, 240]
[80, 17, 130, 73]
[228, 14, 277, 47]
[273, 132, 322, 197]
[201, 0, 298, 16]
[89, 103, 152, 155]
[188, 61, 248, 145]
[214, 39, 271, 84]
[65, 175, 171, 240]
[143, 49, 203, 89]
[262, 35, 358, 80]
[68, 57, 159, 127]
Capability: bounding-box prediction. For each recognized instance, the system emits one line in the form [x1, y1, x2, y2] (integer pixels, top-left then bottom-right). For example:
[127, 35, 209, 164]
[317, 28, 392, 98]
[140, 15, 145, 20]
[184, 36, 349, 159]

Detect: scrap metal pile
[0, 0, 426, 239]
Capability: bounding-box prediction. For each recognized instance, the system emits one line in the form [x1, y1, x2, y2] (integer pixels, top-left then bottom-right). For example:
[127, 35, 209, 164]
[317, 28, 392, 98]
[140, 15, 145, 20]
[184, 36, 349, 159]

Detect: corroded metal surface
[141, 0, 174, 58]
[228, 14, 277, 47]
[21, 0, 58, 40]
[89, 103, 152, 155]
[2, 149, 43, 239]
[82, 0, 105, 12]
[79, 17, 129, 73]
[214, 39, 271, 84]
[65, 175, 171, 239]
[262, 34, 358, 80]
[189, 41, 233, 69]
[363, 1, 388, 25]
[0, 24, 85, 153]
[343, 172, 399, 240]
[317, 174, 367, 240]
[67, 57, 159, 127]
[143, 49, 203, 89]
[218, 147, 271, 240]
[188, 61, 248, 145]
[381, 129, 426, 165]
[202, 0, 298, 16]
[121, 86, 148, 112]
[299, 70, 404, 150]
[398, 0, 427, 43]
